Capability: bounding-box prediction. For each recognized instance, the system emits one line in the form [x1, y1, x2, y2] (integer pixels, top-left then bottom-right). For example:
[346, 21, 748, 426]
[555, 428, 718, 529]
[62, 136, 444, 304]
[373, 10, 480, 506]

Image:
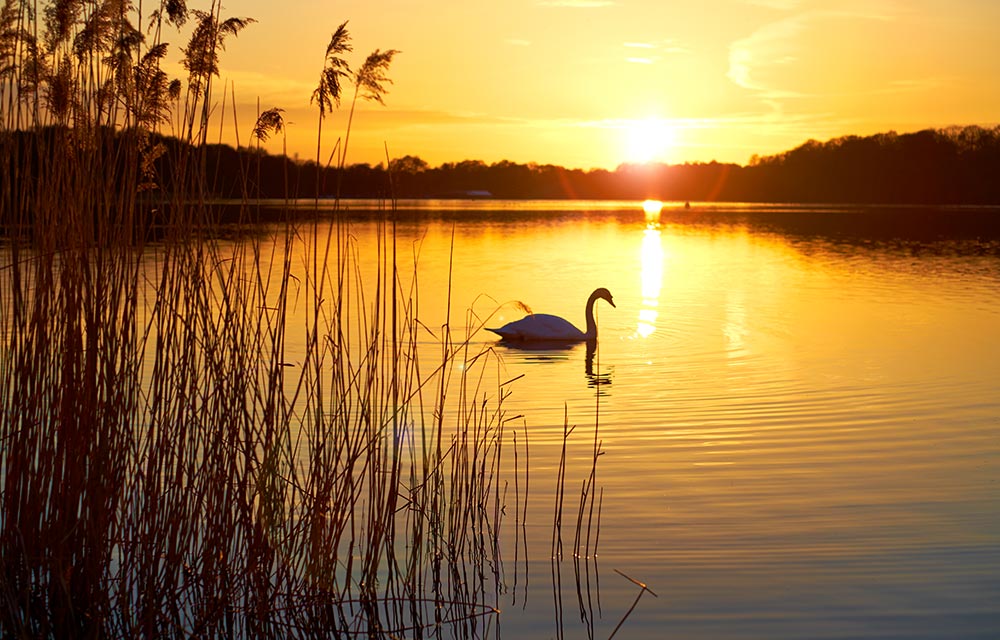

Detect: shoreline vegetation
[6, 125, 1000, 207]
[1, 1, 630, 638]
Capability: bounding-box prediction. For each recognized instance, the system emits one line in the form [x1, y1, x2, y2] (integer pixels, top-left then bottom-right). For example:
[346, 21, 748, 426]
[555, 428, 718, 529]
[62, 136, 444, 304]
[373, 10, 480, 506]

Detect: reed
[1, 2, 655, 636]
[0, 1, 521, 636]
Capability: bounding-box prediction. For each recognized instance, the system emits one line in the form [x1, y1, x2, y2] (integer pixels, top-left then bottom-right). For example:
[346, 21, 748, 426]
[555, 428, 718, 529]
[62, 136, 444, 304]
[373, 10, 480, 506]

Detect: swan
[487, 288, 615, 342]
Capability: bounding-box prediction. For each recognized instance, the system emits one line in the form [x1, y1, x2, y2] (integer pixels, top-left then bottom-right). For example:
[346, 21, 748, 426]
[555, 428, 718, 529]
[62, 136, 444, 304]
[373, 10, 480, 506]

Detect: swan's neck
[584, 295, 599, 339]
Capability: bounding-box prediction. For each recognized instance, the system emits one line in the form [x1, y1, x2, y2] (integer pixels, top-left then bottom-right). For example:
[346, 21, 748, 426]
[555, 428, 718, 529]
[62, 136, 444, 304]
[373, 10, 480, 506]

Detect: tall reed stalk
[0, 2, 521, 636]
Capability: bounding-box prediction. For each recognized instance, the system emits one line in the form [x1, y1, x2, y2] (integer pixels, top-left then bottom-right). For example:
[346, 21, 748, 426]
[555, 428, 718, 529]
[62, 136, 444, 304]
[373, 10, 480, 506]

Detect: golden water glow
[642, 199, 664, 221]
[724, 290, 748, 360]
[300, 209, 1000, 638]
[637, 225, 664, 338]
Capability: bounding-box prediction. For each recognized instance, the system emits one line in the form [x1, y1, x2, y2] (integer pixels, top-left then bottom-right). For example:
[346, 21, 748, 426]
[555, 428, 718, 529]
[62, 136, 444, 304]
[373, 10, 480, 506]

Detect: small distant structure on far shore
[440, 190, 494, 199]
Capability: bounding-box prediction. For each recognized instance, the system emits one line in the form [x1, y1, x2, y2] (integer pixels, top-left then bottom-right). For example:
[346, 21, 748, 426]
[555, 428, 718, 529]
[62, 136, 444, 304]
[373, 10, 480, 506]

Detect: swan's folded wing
[487, 314, 583, 341]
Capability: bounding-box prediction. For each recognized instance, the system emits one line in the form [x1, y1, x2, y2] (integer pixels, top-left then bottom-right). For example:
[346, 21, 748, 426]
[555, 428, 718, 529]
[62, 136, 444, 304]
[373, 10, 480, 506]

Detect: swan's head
[591, 287, 615, 308]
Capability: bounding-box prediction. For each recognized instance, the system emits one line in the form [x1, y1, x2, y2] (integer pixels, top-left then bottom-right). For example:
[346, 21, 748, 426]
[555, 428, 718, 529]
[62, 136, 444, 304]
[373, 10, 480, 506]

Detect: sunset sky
[202, 0, 1000, 170]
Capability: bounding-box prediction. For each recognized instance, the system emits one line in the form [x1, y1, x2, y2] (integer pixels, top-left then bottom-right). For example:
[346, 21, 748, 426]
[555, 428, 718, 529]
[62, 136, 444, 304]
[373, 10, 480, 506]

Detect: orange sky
[190, 0, 1000, 170]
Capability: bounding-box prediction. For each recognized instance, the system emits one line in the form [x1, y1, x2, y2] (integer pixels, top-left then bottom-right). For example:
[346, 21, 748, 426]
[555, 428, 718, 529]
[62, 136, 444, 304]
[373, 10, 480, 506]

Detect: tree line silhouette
[5, 125, 1000, 205]
[245, 124, 1000, 204]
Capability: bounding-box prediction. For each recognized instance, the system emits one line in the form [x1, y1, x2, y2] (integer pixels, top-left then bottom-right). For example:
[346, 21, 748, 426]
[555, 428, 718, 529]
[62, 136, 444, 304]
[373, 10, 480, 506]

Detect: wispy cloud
[661, 38, 690, 54]
[505, 38, 532, 47]
[621, 38, 688, 64]
[728, 7, 897, 97]
[376, 108, 523, 128]
[741, 0, 897, 13]
[203, 67, 318, 103]
[742, 0, 801, 9]
[883, 77, 946, 94]
[579, 111, 841, 132]
[624, 42, 657, 64]
[727, 16, 806, 95]
[538, 0, 616, 7]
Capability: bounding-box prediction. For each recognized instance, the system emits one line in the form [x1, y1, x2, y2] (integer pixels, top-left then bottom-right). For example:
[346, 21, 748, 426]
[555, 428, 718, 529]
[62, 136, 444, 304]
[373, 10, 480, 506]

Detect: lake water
[311, 200, 1000, 639]
[6, 199, 998, 638]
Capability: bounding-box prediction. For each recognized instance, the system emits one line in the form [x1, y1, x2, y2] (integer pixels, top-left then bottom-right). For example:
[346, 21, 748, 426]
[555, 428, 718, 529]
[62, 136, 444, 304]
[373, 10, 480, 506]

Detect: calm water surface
[10, 200, 994, 637]
[320, 201, 1000, 639]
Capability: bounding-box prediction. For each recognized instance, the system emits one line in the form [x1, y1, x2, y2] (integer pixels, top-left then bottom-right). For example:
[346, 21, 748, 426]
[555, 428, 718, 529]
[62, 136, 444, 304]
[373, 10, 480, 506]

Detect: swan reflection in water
[493, 338, 612, 390]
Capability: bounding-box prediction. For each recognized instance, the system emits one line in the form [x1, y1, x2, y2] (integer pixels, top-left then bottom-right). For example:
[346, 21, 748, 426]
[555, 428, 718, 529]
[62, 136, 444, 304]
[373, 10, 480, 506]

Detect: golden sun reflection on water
[723, 290, 749, 359]
[642, 199, 664, 222]
[637, 224, 665, 338]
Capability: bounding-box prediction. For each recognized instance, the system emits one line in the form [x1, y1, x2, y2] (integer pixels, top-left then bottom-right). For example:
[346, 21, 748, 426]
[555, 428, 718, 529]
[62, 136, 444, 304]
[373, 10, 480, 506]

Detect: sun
[624, 117, 676, 164]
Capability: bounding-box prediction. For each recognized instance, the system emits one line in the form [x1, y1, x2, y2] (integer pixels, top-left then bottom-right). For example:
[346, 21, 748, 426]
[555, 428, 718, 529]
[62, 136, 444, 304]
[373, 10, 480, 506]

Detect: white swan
[487, 288, 615, 342]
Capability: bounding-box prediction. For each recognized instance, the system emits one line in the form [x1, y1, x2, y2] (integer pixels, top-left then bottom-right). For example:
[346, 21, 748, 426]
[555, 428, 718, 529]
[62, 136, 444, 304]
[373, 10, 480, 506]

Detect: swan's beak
[609, 297, 616, 308]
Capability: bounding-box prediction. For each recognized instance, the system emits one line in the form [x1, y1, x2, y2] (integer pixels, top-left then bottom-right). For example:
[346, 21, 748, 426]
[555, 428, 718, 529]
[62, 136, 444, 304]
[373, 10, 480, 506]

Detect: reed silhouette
[0, 2, 527, 636]
[0, 2, 661, 636]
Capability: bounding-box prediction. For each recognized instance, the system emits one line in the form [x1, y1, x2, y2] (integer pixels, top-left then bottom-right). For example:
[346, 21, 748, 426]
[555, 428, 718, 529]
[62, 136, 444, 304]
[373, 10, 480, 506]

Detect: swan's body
[487, 288, 615, 342]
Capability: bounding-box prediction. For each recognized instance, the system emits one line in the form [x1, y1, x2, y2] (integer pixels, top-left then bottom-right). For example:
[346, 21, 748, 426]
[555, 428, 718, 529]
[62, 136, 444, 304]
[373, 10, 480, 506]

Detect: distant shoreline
[7, 125, 1000, 205]
[240, 197, 1000, 208]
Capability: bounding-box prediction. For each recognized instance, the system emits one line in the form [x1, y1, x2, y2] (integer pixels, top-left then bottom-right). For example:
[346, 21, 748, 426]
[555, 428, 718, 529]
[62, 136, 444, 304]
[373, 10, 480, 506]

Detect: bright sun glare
[625, 118, 675, 164]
